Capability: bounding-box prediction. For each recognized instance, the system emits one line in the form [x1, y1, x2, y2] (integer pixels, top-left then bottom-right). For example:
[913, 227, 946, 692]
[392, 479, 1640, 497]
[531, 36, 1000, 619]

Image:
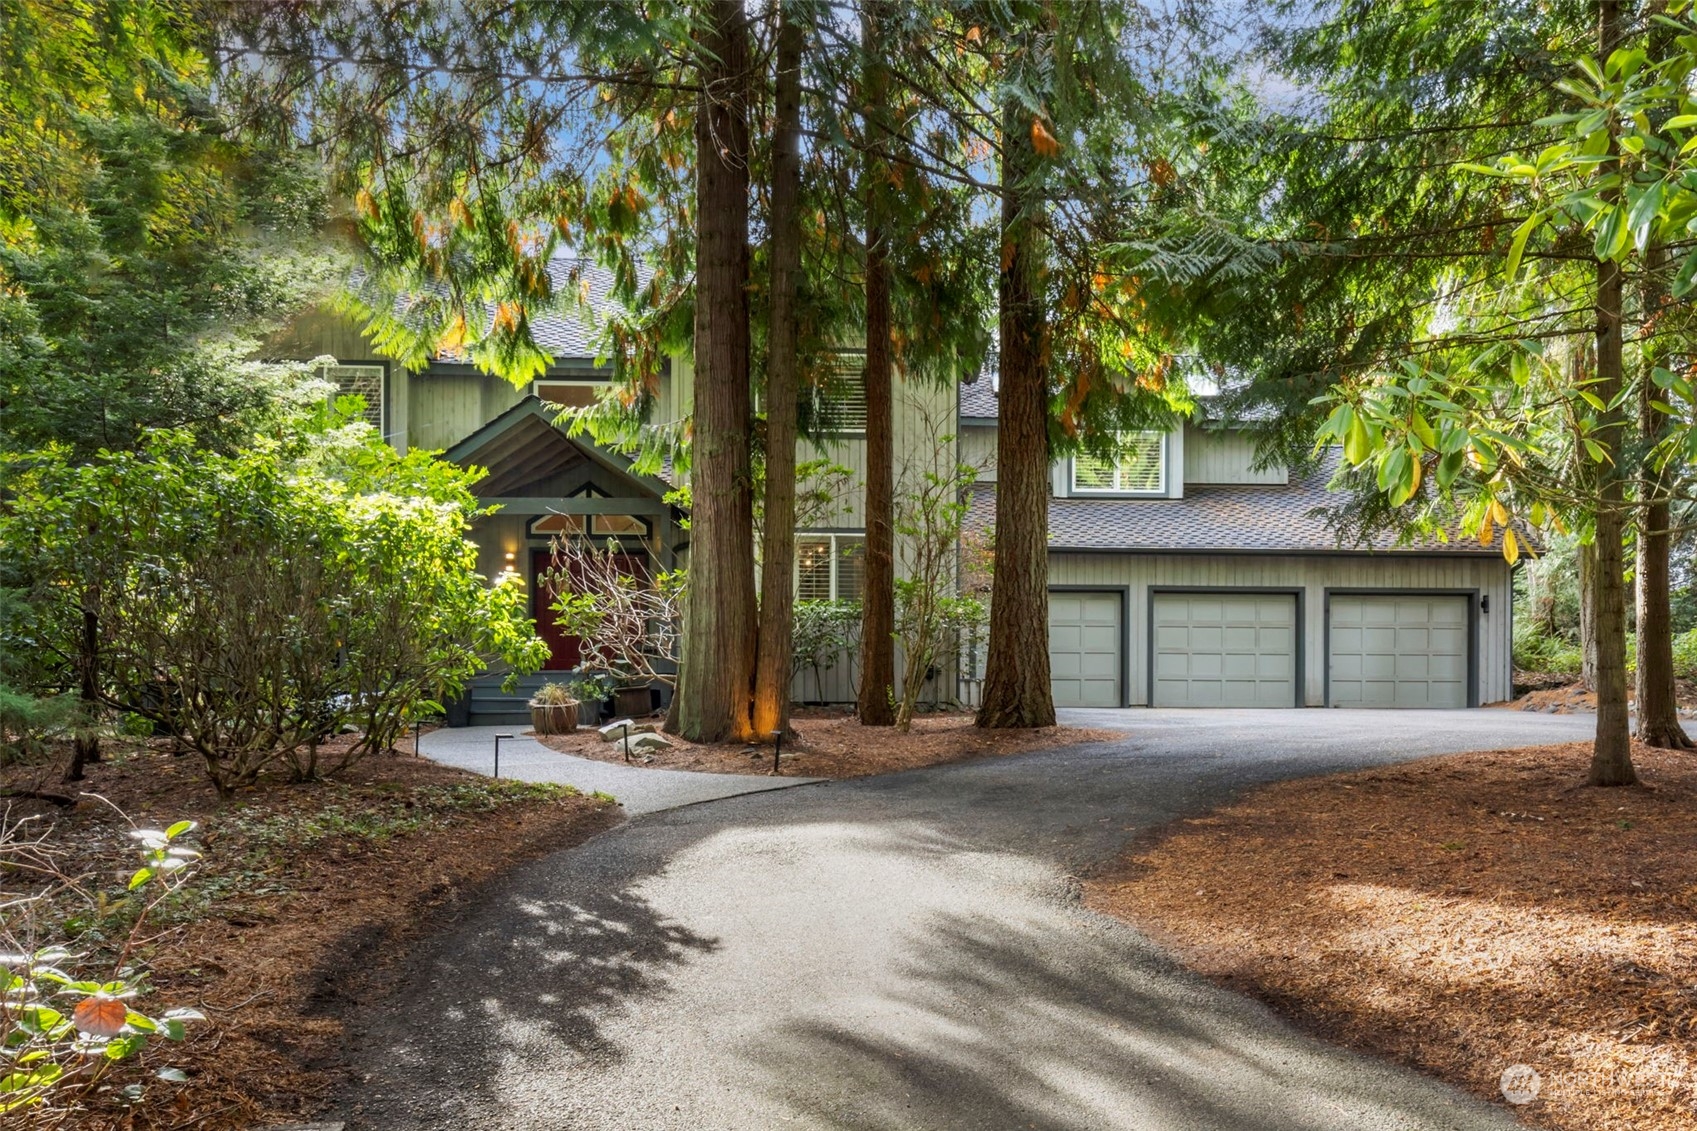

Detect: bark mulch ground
[1499, 676, 1697, 715]
[532, 707, 1120, 779]
[1087, 740, 1697, 1131]
[2, 740, 619, 1130]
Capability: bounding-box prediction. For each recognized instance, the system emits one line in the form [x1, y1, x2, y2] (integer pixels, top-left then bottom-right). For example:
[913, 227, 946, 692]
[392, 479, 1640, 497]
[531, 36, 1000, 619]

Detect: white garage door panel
[1329, 595, 1469, 708]
[1152, 593, 1297, 708]
[1049, 592, 1122, 708]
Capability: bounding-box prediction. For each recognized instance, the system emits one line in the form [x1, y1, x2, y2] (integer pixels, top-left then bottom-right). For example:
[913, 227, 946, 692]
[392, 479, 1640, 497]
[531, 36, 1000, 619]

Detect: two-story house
[278, 252, 1515, 723]
[959, 379, 1517, 710]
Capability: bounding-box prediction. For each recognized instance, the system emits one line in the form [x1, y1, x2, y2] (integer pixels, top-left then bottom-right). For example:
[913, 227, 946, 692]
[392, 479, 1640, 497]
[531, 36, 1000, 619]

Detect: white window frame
[794, 532, 865, 601]
[803, 351, 869, 436]
[323, 362, 386, 432]
[1070, 430, 1168, 496]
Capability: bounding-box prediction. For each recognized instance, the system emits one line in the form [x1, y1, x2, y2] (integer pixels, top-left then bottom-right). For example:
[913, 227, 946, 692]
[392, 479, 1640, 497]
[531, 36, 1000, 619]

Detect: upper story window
[1071, 431, 1167, 495]
[796, 533, 865, 601]
[534, 378, 609, 410]
[799, 352, 868, 435]
[324, 363, 385, 431]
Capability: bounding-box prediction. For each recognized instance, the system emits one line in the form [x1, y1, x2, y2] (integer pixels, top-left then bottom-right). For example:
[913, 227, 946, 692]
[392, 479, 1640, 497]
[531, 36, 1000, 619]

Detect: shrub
[1512, 622, 1583, 675]
[0, 420, 547, 795]
[1674, 628, 1697, 681]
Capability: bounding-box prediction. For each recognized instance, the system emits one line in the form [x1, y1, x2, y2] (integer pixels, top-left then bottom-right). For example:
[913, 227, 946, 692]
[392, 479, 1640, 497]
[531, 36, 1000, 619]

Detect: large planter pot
[529, 701, 580, 735]
[612, 686, 652, 718]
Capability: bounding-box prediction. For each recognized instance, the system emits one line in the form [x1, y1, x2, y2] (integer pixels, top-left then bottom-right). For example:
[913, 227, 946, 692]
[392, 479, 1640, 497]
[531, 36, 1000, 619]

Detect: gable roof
[444, 395, 677, 500]
[963, 461, 1520, 557]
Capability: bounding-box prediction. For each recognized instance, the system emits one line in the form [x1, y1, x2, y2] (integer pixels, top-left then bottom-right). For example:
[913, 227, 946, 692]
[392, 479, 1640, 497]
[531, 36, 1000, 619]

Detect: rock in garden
[617, 732, 672, 756]
[598, 719, 659, 742]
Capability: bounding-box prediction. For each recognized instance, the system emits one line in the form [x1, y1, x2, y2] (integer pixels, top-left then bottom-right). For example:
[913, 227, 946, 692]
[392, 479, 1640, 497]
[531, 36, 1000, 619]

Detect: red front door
[531, 548, 651, 671]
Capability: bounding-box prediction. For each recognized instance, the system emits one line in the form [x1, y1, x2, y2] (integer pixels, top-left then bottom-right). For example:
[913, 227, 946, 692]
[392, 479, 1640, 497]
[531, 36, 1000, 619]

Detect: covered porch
[444, 395, 687, 726]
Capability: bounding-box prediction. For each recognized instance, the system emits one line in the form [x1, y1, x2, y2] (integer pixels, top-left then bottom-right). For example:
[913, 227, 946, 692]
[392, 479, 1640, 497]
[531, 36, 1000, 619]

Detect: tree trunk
[1588, 0, 1636, 787]
[668, 0, 757, 744]
[856, 0, 896, 727]
[63, 601, 100, 783]
[752, 5, 805, 744]
[977, 101, 1055, 730]
[1632, 125, 1692, 749]
[1579, 540, 1598, 688]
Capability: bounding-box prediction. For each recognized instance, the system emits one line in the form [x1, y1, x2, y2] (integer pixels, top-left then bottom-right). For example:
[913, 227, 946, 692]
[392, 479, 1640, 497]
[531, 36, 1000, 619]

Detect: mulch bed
[2, 740, 620, 1130]
[1500, 676, 1697, 714]
[1087, 740, 1697, 1131]
[532, 707, 1120, 779]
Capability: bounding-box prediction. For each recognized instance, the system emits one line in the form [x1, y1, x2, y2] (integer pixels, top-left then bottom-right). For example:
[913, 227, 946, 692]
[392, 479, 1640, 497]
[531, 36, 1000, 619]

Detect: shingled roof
[964, 461, 1520, 557]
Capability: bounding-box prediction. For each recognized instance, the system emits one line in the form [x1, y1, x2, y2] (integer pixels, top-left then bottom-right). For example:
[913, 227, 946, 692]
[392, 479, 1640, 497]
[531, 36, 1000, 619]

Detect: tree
[752, 3, 807, 742]
[669, 0, 760, 742]
[856, 0, 898, 727]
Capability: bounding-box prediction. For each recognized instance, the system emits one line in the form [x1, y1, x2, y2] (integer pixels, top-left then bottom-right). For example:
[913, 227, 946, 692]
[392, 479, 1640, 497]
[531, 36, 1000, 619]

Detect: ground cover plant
[1, 738, 617, 1130]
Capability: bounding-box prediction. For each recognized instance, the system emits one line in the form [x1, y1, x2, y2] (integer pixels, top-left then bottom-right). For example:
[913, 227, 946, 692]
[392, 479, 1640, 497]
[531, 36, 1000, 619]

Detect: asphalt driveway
[338, 709, 1595, 1130]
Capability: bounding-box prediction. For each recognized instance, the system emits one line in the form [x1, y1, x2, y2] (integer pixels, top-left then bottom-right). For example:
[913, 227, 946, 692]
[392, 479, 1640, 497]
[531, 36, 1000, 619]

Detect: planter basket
[529, 701, 580, 735]
[612, 686, 652, 718]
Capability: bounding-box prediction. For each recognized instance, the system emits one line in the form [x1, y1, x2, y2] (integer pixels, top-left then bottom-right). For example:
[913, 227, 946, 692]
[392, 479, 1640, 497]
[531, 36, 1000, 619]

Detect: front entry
[530, 547, 649, 671]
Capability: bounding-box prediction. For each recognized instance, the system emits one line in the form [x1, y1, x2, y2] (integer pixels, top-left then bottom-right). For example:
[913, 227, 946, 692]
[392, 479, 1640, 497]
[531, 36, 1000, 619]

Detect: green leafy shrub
[1674, 628, 1697, 680]
[1512, 622, 1582, 675]
[0, 420, 548, 795]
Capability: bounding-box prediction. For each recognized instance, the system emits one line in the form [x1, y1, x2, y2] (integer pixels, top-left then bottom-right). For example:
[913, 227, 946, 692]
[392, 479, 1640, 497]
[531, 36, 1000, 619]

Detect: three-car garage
[1045, 578, 1488, 709]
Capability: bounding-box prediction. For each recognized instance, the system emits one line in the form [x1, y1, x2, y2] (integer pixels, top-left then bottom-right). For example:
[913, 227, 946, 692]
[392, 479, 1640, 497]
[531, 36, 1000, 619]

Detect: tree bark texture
[1588, 0, 1636, 787]
[1633, 247, 1692, 747]
[752, 6, 804, 743]
[977, 102, 1056, 729]
[1579, 539, 1598, 689]
[669, 0, 757, 744]
[63, 602, 101, 783]
[857, 0, 896, 727]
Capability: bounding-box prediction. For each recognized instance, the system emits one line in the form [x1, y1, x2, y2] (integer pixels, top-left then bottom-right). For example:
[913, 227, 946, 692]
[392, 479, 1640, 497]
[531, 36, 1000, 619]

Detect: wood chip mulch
[3, 742, 620, 1130]
[532, 708, 1121, 779]
[1087, 741, 1697, 1131]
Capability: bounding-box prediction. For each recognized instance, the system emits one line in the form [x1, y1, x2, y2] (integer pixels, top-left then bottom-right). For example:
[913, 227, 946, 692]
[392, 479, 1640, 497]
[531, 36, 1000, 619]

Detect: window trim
[1070, 430, 1169, 496]
[533, 377, 612, 410]
[803, 350, 869, 437]
[794, 531, 865, 601]
[321, 361, 388, 437]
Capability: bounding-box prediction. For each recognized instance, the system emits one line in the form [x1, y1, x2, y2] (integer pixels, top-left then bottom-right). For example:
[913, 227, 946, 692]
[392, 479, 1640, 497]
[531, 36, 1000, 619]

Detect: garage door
[1328, 595, 1469, 708]
[1152, 593, 1298, 707]
[1049, 591, 1122, 707]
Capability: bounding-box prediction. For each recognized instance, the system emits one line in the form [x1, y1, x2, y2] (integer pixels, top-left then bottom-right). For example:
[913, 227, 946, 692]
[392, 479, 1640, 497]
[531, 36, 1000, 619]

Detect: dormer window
[1071, 431, 1167, 495]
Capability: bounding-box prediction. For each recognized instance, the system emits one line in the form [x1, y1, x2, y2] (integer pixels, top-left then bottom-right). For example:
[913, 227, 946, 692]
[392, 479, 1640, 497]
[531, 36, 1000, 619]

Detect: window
[795, 534, 864, 601]
[324, 363, 384, 431]
[799, 352, 868, 434]
[534, 379, 609, 410]
[1071, 431, 1167, 495]
[527, 512, 651, 538]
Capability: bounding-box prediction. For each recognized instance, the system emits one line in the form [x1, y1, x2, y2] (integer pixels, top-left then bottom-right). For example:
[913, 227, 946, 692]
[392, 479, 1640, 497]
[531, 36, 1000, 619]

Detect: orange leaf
[1148, 157, 1175, 187]
[73, 995, 128, 1038]
[966, 25, 982, 43]
[1030, 117, 1062, 158]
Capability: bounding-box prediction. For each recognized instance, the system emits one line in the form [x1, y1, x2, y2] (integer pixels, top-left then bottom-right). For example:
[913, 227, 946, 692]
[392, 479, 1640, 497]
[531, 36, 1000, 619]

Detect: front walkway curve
[419, 725, 824, 816]
[352, 709, 1597, 1130]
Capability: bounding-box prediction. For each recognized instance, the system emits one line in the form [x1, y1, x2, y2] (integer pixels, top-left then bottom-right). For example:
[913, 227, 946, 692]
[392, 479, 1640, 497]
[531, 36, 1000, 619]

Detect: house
[272, 256, 953, 724]
[278, 252, 1514, 722]
[958, 378, 1517, 710]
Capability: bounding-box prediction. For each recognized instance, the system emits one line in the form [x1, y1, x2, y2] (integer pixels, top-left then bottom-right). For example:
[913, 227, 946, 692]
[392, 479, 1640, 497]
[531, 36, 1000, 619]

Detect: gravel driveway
[337, 709, 1595, 1130]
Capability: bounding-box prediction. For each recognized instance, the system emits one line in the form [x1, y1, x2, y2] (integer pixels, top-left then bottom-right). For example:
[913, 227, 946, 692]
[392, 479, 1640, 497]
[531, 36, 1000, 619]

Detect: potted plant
[529, 681, 580, 735]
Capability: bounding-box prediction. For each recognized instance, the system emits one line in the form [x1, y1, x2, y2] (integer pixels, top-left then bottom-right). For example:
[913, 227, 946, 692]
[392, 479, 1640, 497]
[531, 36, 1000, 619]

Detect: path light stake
[771, 730, 782, 776]
[622, 722, 631, 763]
[494, 733, 514, 780]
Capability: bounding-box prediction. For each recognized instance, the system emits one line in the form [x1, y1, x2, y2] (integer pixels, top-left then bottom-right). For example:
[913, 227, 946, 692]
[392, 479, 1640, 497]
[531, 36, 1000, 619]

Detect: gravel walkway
[419, 725, 824, 816]
[346, 709, 1596, 1130]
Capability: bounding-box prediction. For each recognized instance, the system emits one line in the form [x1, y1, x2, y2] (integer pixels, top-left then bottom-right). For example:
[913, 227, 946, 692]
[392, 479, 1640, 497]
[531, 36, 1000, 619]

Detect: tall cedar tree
[671, 0, 759, 743]
[751, 5, 806, 741]
[857, 0, 897, 727]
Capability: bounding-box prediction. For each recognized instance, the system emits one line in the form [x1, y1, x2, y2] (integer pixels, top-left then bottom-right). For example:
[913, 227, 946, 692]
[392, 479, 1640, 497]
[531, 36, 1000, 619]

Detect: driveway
[339, 709, 1595, 1130]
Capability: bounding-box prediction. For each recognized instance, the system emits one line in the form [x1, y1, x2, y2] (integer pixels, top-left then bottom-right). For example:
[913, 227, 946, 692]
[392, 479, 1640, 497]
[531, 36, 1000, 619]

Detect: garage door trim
[1147, 586, 1305, 708]
[1323, 588, 1479, 708]
[1050, 586, 1130, 708]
